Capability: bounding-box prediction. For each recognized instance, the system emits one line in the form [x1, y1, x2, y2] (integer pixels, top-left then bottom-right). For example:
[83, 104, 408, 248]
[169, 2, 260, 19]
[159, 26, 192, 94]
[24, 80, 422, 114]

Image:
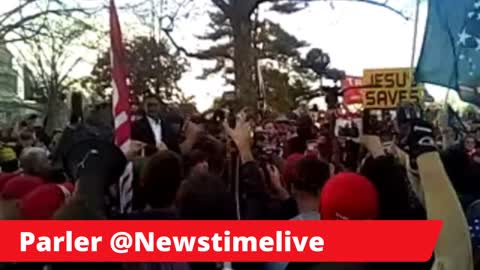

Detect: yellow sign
[362, 68, 424, 109]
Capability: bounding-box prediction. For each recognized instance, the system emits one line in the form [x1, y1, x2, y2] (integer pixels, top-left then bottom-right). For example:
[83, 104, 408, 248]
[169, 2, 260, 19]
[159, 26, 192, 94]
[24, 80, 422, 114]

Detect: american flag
[110, 0, 133, 214]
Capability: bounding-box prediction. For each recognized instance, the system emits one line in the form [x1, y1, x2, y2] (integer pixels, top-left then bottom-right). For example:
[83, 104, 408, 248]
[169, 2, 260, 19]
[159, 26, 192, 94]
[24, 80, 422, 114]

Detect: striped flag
[110, 0, 133, 214]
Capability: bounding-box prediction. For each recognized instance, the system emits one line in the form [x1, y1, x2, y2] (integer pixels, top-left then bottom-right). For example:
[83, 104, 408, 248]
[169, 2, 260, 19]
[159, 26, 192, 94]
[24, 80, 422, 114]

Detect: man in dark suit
[131, 95, 181, 156]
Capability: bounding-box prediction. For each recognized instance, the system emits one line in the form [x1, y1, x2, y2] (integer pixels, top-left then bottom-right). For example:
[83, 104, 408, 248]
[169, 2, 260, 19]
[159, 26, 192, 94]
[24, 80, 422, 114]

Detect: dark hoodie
[284, 116, 316, 158]
[441, 143, 471, 194]
[359, 155, 427, 220]
[359, 155, 433, 270]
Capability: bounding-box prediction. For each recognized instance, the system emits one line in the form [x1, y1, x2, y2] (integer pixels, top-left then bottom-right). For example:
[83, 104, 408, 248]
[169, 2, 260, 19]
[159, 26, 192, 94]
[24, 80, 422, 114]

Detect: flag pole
[410, 0, 421, 100]
[410, 0, 421, 69]
[444, 89, 451, 107]
[110, 0, 134, 215]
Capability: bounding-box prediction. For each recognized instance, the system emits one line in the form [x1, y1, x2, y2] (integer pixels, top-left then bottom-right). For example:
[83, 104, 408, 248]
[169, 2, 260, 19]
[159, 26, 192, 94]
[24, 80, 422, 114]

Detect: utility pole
[150, 0, 156, 39]
[159, 0, 166, 39]
[253, 6, 266, 115]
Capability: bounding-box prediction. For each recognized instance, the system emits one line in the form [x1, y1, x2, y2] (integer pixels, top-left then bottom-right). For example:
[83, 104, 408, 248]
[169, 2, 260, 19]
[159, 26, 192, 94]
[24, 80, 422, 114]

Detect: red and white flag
[110, 0, 133, 214]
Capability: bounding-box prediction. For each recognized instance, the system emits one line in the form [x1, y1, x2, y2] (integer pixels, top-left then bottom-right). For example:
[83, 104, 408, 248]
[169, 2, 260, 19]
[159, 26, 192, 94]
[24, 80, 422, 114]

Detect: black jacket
[131, 117, 180, 155]
[239, 161, 298, 220]
[359, 155, 434, 270]
[360, 155, 426, 220]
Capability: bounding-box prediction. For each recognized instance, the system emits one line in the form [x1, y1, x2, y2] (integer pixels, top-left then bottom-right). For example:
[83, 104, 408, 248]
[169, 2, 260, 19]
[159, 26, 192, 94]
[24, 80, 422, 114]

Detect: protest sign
[342, 76, 363, 88]
[362, 68, 424, 109]
[342, 76, 363, 105]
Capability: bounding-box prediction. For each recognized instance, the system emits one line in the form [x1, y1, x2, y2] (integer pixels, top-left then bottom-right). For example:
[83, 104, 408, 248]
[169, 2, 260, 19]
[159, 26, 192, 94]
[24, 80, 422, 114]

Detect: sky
[134, 0, 467, 111]
[2, 0, 468, 111]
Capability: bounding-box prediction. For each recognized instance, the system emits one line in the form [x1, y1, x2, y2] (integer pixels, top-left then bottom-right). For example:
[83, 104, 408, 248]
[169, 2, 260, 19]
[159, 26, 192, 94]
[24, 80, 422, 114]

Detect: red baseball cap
[320, 172, 379, 220]
[1, 175, 44, 200]
[0, 173, 20, 191]
[20, 182, 74, 220]
[282, 153, 304, 186]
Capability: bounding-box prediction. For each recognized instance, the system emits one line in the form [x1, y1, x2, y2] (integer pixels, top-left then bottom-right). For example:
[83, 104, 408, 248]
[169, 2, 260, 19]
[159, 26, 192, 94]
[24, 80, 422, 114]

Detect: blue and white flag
[416, 0, 480, 106]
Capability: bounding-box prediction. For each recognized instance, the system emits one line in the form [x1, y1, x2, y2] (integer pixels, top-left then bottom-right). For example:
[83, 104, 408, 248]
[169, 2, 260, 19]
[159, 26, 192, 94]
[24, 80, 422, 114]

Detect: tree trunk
[231, 15, 257, 109]
[45, 89, 67, 135]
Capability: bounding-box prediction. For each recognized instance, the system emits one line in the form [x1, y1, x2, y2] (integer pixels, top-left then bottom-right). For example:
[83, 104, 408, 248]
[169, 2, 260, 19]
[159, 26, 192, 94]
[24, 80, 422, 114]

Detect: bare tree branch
[5, 28, 45, 43]
[165, 29, 233, 61]
[119, 0, 151, 11]
[212, 0, 230, 13]
[0, 7, 87, 39]
[0, 0, 99, 44]
[163, 28, 205, 58]
[58, 57, 82, 86]
[252, 0, 410, 20]
[164, 0, 195, 30]
[331, 0, 410, 20]
[0, 0, 36, 26]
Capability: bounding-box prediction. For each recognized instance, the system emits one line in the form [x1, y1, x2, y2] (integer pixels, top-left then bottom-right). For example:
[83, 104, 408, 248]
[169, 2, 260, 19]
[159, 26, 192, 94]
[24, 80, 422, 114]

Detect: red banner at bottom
[0, 221, 440, 262]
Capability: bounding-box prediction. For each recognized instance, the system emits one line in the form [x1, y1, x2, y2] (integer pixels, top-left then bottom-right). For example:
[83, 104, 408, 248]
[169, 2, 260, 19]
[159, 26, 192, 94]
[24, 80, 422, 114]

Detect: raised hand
[224, 111, 252, 151]
[126, 140, 146, 160]
[359, 135, 385, 158]
[266, 164, 289, 200]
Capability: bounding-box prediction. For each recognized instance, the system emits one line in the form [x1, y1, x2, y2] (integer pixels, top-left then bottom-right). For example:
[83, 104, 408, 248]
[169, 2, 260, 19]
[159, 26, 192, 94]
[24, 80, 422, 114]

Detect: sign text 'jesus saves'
[362, 68, 424, 109]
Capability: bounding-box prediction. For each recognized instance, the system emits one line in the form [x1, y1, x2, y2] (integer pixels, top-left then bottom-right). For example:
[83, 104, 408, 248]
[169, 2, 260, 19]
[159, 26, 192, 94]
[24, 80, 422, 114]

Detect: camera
[253, 130, 280, 164]
[338, 121, 360, 139]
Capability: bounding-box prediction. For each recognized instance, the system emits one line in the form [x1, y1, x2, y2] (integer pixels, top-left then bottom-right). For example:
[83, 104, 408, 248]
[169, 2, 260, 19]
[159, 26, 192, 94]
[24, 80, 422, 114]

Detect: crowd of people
[0, 94, 478, 270]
